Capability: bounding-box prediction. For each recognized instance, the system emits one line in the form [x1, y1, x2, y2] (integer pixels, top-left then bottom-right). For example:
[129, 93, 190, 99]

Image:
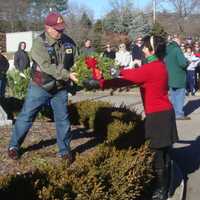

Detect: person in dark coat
[80, 39, 95, 56]
[131, 36, 145, 67]
[14, 41, 30, 72]
[0, 46, 9, 97]
[103, 44, 116, 60]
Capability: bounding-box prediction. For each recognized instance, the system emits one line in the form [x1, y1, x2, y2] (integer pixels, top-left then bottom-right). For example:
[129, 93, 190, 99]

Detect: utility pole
[153, 0, 156, 24]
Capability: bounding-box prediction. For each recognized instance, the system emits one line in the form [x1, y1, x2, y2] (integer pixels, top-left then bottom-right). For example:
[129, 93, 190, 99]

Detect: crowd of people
[2, 31, 200, 101]
[0, 11, 200, 200]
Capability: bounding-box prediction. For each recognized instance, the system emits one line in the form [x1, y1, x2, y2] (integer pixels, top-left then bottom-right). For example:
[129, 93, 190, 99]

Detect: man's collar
[45, 32, 57, 46]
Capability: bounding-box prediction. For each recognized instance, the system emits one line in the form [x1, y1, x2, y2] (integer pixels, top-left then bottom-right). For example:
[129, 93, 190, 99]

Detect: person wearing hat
[8, 12, 78, 165]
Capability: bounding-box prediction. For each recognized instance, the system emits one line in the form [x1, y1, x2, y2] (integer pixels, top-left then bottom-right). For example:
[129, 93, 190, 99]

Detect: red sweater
[195, 53, 200, 57]
[101, 60, 173, 114]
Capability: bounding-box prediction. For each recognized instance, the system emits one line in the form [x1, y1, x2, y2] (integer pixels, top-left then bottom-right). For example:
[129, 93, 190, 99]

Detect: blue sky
[69, 0, 152, 19]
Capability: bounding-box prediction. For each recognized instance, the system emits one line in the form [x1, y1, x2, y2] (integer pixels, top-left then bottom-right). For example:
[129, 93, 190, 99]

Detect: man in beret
[8, 12, 78, 165]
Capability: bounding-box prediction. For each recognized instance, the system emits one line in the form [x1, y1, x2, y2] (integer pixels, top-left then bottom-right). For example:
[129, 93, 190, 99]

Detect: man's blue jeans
[169, 88, 185, 118]
[9, 83, 71, 156]
[186, 70, 196, 93]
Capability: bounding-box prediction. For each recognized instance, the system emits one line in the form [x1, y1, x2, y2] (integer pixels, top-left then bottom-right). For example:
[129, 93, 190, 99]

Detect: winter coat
[165, 41, 188, 88]
[0, 54, 9, 75]
[30, 32, 76, 92]
[14, 42, 30, 71]
[81, 47, 95, 57]
[115, 50, 132, 68]
[184, 52, 200, 71]
[103, 50, 116, 59]
[131, 44, 144, 60]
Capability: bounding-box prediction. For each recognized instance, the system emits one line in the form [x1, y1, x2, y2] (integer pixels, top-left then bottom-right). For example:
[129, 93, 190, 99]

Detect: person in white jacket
[115, 43, 132, 68]
[184, 46, 200, 95]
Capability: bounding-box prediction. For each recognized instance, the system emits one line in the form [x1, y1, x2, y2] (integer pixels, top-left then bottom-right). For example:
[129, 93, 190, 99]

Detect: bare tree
[162, 0, 200, 17]
[158, 0, 200, 33]
[0, 0, 30, 32]
[65, 2, 95, 48]
[0, 0, 69, 32]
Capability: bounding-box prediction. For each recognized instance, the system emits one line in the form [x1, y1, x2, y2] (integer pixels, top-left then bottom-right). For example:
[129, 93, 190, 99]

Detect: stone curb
[76, 89, 140, 96]
[168, 160, 185, 200]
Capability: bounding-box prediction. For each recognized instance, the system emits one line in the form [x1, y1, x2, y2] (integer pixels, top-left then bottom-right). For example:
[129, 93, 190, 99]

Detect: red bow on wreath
[84, 57, 104, 80]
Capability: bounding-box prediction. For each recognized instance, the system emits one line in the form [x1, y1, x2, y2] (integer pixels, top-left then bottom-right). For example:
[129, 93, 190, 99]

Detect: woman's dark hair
[185, 44, 192, 50]
[142, 35, 166, 59]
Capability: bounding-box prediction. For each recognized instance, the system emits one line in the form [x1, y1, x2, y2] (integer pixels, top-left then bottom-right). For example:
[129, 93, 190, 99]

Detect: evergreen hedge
[0, 101, 153, 200]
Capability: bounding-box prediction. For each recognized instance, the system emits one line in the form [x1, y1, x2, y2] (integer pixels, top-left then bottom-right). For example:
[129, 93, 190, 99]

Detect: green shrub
[0, 170, 50, 200]
[0, 145, 153, 200]
[69, 101, 141, 129]
[0, 100, 153, 199]
[106, 120, 134, 143]
[69, 101, 143, 149]
[7, 68, 31, 99]
[69, 100, 111, 129]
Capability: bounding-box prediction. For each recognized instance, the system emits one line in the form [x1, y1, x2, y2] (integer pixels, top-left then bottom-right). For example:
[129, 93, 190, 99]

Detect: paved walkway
[70, 90, 200, 200]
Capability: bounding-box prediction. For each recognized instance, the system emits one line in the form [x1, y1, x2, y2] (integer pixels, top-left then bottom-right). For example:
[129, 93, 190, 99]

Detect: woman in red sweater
[121, 36, 178, 200]
[84, 35, 178, 200]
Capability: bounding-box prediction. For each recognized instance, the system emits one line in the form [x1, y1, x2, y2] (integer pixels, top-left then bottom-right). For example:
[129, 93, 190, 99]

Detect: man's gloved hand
[82, 79, 101, 90]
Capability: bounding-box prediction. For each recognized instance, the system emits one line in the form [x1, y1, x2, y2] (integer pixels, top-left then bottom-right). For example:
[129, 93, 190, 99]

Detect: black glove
[110, 65, 120, 78]
[82, 79, 100, 90]
[67, 81, 78, 95]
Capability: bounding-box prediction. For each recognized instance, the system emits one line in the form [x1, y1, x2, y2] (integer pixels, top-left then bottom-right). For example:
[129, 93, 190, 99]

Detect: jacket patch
[66, 48, 72, 54]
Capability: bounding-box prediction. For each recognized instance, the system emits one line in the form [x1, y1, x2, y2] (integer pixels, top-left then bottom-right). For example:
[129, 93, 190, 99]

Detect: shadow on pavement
[172, 136, 200, 177]
[170, 137, 200, 199]
[184, 99, 200, 116]
[171, 135, 200, 198]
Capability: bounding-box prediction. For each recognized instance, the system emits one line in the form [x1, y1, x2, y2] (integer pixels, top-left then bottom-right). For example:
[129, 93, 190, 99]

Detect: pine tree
[128, 14, 151, 40]
[93, 20, 103, 52]
[93, 20, 103, 33]
[102, 0, 151, 41]
[80, 12, 92, 29]
[150, 22, 167, 38]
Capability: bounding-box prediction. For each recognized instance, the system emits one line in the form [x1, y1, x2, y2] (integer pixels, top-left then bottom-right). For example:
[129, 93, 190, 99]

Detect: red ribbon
[84, 57, 103, 80]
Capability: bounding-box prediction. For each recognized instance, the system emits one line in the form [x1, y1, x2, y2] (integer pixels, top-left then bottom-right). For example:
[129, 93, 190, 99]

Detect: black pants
[151, 147, 171, 199]
[151, 146, 171, 170]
